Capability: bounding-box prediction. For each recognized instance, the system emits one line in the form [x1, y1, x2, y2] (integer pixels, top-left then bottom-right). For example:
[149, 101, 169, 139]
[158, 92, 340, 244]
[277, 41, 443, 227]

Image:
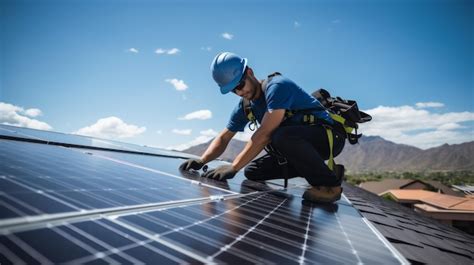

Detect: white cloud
[415, 102, 445, 108]
[74, 116, 146, 139]
[156, 130, 163, 134]
[128, 48, 139, 53]
[437, 123, 464, 131]
[167, 48, 180, 55]
[359, 104, 474, 149]
[200, 129, 218, 137]
[0, 102, 52, 130]
[172, 129, 192, 135]
[294, 21, 301, 28]
[201, 46, 212, 51]
[24, 108, 42, 117]
[165, 78, 188, 91]
[155, 48, 180, 55]
[155, 48, 166, 54]
[221, 32, 234, 40]
[179, 110, 212, 120]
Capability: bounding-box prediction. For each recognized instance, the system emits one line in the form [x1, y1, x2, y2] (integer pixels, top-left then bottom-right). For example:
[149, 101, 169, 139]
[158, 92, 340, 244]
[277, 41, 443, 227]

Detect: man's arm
[231, 109, 285, 171]
[200, 128, 236, 163]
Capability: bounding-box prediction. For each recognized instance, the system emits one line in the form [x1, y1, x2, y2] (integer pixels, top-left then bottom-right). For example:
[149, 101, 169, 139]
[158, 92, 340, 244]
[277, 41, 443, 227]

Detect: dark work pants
[244, 124, 345, 187]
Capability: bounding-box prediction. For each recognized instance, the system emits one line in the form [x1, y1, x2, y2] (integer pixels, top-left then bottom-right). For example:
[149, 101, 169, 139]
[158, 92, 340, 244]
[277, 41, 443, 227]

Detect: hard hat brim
[219, 58, 248, 94]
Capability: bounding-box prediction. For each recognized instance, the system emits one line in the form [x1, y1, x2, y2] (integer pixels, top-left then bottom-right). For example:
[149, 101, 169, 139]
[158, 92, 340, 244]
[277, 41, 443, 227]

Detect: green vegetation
[381, 193, 397, 202]
[346, 171, 474, 186]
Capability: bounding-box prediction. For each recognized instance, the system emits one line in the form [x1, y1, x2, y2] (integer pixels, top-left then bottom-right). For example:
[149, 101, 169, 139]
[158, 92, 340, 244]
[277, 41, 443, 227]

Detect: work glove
[179, 158, 205, 171]
[202, 165, 237, 181]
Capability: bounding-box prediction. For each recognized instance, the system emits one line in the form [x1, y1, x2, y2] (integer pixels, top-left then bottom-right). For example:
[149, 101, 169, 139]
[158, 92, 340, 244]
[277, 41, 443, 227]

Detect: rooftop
[382, 189, 474, 212]
[359, 178, 464, 197]
[0, 124, 473, 264]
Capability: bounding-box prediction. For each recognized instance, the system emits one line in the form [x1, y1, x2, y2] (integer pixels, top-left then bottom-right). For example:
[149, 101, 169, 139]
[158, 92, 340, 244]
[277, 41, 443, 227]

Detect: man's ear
[247, 67, 254, 77]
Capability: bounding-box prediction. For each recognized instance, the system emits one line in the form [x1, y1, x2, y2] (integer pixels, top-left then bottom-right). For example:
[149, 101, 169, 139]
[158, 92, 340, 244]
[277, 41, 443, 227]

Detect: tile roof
[383, 189, 437, 200]
[359, 179, 464, 197]
[359, 179, 414, 194]
[384, 189, 474, 211]
[343, 183, 474, 264]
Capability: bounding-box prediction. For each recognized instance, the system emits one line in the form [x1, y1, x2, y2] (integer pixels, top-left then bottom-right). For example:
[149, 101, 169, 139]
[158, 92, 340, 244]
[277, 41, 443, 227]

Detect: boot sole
[302, 187, 343, 203]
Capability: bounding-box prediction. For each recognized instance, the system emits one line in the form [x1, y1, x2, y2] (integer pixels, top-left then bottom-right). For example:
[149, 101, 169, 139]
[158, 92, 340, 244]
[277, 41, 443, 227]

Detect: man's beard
[248, 82, 259, 100]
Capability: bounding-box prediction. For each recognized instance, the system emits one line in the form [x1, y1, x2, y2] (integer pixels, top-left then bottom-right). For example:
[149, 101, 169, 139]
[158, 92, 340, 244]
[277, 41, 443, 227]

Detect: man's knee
[244, 165, 260, 180]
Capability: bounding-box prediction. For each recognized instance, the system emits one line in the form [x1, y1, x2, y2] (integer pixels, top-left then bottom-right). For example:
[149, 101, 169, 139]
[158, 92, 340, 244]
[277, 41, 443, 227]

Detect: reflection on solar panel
[0, 124, 190, 158]
[0, 125, 408, 264]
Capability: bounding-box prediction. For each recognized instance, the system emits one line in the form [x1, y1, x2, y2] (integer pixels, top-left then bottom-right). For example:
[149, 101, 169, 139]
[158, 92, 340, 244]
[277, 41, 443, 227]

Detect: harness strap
[265, 143, 289, 188]
[302, 113, 335, 172]
[325, 126, 334, 171]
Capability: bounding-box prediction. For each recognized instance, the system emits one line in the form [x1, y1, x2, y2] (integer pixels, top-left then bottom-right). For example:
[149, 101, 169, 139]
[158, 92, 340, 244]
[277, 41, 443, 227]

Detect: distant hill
[182, 139, 250, 163]
[182, 136, 474, 173]
[337, 136, 474, 172]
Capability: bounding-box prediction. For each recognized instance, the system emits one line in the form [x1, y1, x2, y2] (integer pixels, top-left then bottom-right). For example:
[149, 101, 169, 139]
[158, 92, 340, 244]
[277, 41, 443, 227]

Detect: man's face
[233, 72, 259, 100]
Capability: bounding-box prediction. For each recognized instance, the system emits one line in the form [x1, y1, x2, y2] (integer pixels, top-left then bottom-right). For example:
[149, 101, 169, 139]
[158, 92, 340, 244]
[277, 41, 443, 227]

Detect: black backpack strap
[261, 72, 281, 95]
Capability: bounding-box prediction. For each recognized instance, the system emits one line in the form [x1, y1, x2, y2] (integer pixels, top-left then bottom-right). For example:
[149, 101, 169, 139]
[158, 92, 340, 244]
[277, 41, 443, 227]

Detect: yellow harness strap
[302, 114, 335, 171]
[326, 127, 334, 171]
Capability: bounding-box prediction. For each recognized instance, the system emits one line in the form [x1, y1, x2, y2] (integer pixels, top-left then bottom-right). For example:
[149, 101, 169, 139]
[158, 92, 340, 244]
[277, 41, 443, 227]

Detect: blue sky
[1, 0, 473, 150]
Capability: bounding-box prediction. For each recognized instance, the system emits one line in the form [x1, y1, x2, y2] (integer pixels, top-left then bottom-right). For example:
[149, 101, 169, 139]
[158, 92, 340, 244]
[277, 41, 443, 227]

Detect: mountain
[337, 136, 474, 172]
[183, 138, 248, 162]
[182, 136, 474, 173]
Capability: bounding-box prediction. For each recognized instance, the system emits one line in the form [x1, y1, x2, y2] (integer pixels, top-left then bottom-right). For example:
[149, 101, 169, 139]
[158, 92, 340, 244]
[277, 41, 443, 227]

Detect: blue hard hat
[210, 52, 248, 94]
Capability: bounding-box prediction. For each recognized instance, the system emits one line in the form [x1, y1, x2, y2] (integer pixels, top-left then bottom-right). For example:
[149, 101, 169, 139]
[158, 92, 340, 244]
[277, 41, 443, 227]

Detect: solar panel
[0, 125, 409, 264]
[0, 124, 190, 158]
[0, 140, 232, 219]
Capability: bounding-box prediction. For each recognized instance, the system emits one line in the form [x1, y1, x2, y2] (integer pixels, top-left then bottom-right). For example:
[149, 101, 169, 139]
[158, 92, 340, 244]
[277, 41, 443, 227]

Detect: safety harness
[242, 72, 372, 186]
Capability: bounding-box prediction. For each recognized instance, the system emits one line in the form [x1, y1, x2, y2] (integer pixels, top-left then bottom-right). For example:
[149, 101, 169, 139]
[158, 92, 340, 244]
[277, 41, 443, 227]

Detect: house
[359, 178, 464, 197]
[380, 189, 474, 234]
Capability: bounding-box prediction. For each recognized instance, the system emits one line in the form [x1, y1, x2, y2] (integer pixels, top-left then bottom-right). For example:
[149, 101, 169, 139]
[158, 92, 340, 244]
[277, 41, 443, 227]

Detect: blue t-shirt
[226, 75, 333, 132]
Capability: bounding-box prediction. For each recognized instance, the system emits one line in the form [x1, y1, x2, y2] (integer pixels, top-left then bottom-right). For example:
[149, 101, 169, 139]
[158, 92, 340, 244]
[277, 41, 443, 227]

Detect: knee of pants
[244, 166, 259, 180]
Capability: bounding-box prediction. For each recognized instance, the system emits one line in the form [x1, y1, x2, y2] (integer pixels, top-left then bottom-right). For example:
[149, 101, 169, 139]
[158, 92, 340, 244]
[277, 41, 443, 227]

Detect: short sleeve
[226, 100, 249, 132]
[265, 83, 293, 111]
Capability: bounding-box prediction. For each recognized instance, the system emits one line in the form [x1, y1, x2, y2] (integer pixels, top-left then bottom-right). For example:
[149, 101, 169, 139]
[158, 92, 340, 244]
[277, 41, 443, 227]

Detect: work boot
[302, 186, 343, 203]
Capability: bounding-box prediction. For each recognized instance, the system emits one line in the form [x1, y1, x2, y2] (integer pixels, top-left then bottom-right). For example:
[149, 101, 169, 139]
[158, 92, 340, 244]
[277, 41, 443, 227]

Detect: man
[179, 52, 345, 203]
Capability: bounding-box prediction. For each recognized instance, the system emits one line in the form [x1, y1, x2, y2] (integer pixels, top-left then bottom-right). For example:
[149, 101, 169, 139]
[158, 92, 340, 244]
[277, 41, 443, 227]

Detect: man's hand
[179, 159, 205, 171]
[202, 165, 236, 181]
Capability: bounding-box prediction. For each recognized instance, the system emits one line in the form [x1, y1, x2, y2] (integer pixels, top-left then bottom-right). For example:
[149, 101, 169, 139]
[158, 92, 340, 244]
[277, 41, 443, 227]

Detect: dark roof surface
[343, 183, 474, 265]
[424, 180, 465, 197]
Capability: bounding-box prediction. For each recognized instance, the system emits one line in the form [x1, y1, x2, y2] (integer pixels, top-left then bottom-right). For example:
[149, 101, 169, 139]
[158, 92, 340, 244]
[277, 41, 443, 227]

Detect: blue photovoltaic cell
[0, 139, 232, 219]
[0, 219, 198, 264]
